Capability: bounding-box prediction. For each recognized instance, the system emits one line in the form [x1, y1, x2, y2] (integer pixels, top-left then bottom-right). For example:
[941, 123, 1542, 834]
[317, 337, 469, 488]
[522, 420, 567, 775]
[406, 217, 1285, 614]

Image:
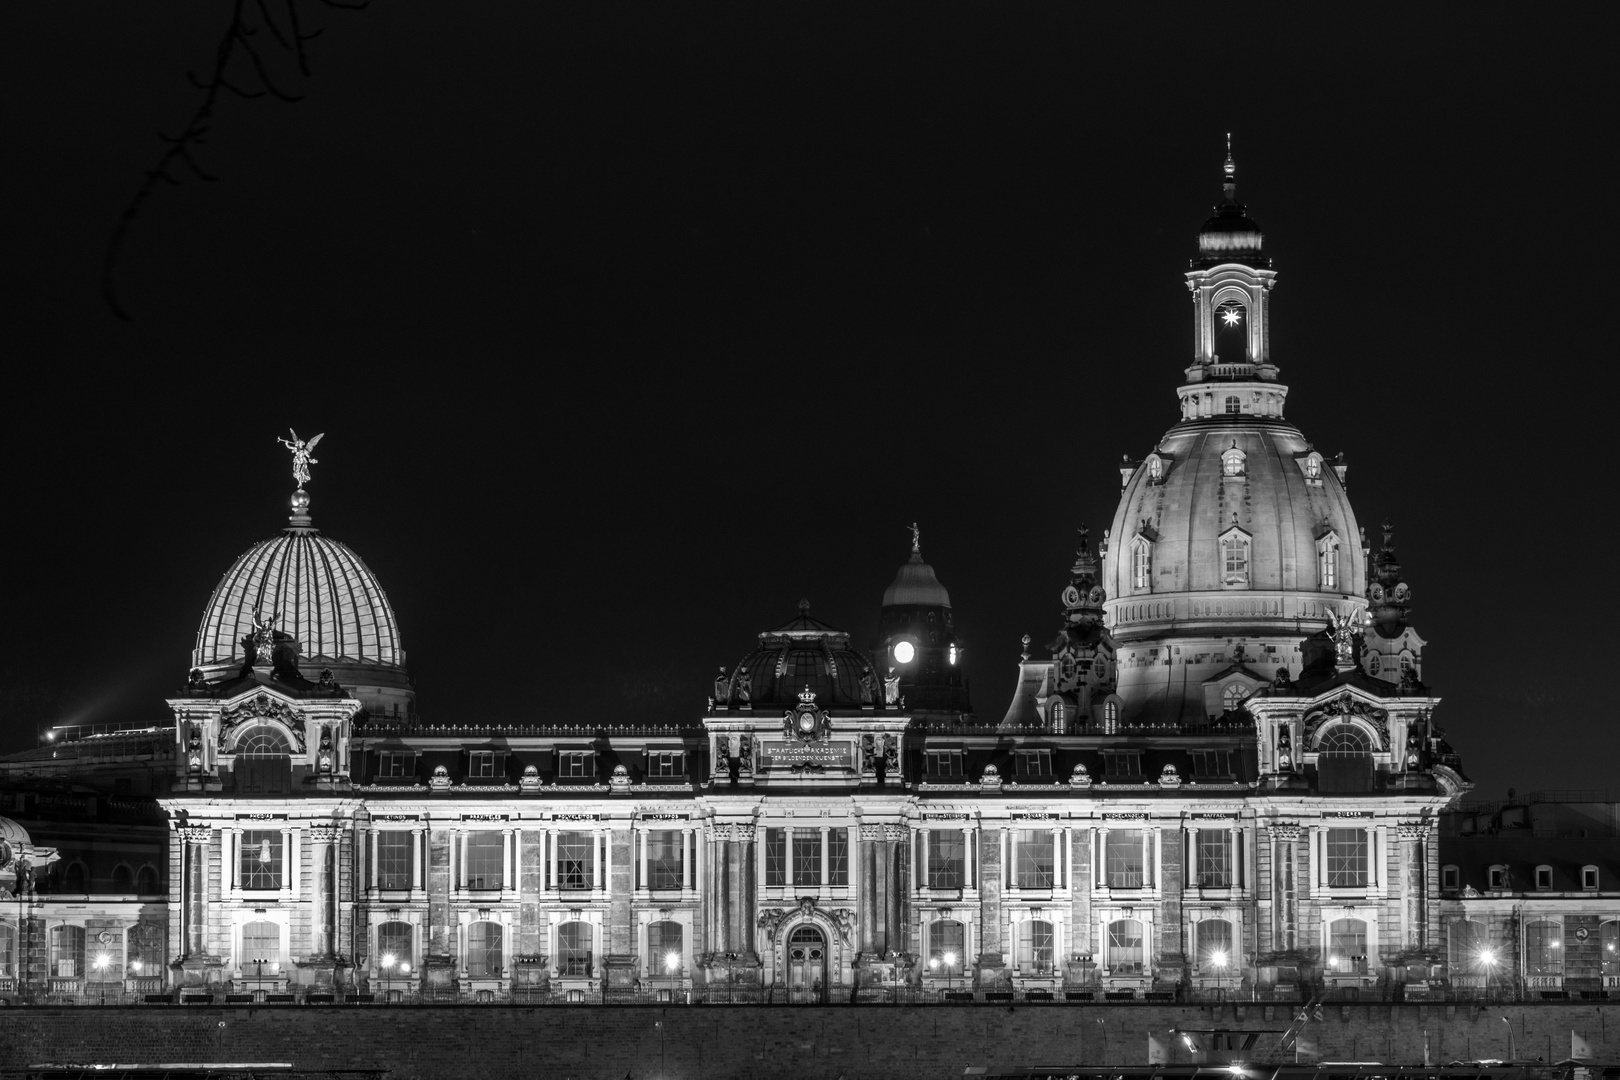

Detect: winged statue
[278, 429, 325, 487]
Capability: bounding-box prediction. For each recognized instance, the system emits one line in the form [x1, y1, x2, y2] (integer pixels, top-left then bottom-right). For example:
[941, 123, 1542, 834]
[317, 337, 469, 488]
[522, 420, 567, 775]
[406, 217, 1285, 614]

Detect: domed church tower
[873, 525, 972, 719]
[1104, 141, 1367, 727]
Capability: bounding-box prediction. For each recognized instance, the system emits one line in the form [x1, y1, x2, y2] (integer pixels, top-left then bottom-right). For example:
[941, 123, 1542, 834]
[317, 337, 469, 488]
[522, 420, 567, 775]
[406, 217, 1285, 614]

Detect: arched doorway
[786, 925, 826, 1004]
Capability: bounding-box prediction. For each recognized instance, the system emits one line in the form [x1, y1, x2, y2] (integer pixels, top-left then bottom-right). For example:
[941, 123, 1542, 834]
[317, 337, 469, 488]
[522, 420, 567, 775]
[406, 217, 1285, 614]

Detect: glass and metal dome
[192, 490, 412, 716]
[718, 602, 877, 708]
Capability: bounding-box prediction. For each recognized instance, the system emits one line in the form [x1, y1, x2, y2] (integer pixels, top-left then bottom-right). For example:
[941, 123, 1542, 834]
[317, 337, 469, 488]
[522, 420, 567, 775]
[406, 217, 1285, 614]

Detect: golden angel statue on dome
[278, 428, 324, 487]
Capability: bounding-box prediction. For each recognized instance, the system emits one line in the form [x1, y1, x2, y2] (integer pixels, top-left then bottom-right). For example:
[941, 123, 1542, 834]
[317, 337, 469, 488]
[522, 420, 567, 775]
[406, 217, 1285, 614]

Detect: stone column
[1271, 823, 1300, 953]
[178, 826, 212, 958]
[857, 824, 883, 956]
[309, 825, 341, 958]
[1399, 823, 1426, 949]
[977, 824, 1006, 989]
[1157, 826, 1186, 983]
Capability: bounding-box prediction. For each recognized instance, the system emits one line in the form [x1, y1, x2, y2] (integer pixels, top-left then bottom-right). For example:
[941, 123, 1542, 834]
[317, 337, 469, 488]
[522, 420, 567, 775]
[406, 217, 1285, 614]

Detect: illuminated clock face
[893, 640, 915, 664]
[1062, 586, 1081, 607]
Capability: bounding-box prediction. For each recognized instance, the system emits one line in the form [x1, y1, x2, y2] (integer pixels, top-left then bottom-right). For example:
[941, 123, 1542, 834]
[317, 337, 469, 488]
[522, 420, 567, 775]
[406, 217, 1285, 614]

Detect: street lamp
[1501, 1015, 1517, 1060]
[251, 955, 270, 1001]
[943, 950, 958, 995]
[1210, 950, 1229, 1000]
[93, 951, 111, 1005]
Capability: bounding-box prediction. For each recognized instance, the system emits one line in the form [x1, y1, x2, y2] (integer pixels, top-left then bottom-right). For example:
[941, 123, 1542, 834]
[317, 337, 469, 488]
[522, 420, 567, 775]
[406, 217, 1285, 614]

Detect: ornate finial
[1020, 633, 1031, 661]
[908, 521, 921, 554]
[798, 598, 811, 613]
[278, 429, 325, 489]
[1381, 519, 1395, 550]
[1224, 133, 1235, 177]
[1076, 523, 1090, 554]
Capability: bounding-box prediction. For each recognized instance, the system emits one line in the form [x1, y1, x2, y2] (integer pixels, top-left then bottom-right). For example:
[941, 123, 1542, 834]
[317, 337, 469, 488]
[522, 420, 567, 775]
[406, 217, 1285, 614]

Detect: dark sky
[4, 5, 1614, 798]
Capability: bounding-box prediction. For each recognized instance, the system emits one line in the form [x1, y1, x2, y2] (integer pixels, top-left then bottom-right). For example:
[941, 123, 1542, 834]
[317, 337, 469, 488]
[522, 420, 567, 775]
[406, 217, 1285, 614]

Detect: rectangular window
[764, 828, 787, 887]
[1328, 918, 1368, 974]
[558, 922, 591, 976]
[1107, 919, 1145, 974]
[828, 828, 849, 886]
[241, 920, 280, 967]
[376, 921, 412, 966]
[1583, 866, 1600, 891]
[376, 832, 413, 890]
[1324, 828, 1368, 889]
[464, 832, 504, 890]
[468, 752, 496, 779]
[1448, 920, 1485, 975]
[1441, 865, 1459, 890]
[557, 832, 592, 891]
[1526, 921, 1563, 977]
[1014, 750, 1052, 777]
[648, 921, 683, 974]
[1488, 865, 1507, 890]
[648, 752, 684, 778]
[128, 922, 165, 972]
[1013, 829, 1055, 889]
[0, 923, 14, 978]
[1535, 866, 1553, 890]
[792, 831, 822, 885]
[240, 830, 283, 891]
[1188, 750, 1234, 779]
[1132, 545, 1150, 589]
[378, 752, 411, 779]
[1017, 920, 1056, 973]
[467, 922, 502, 978]
[1101, 752, 1142, 778]
[558, 752, 594, 779]
[927, 831, 965, 890]
[646, 830, 683, 891]
[1195, 831, 1233, 888]
[1105, 829, 1145, 889]
[926, 751, 963, 778]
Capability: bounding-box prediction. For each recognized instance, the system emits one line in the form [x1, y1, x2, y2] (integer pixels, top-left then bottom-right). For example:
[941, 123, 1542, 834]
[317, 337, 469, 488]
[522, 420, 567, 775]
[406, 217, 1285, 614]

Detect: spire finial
[908, 521, 921, 554]
[1224, 133, 1235, 177]
[278, 429, 325, 489]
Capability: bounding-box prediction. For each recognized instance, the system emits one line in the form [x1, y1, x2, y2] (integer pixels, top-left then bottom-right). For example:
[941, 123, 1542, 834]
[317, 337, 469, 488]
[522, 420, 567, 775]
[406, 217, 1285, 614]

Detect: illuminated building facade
[9, 151, 1610, 1008]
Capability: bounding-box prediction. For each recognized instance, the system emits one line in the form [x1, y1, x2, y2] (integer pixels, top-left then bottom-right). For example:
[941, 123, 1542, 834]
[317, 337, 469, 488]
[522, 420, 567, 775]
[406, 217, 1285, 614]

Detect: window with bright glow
[557, 832, 592, 891]
[127, 921, 164, 973]
[1222, 447, 1246, 477]
[377, 832, 413, 890]
[1328, 917, 1367, 974]
[1196, 919, 1234, 970]
[1103, 701, 1119, 734]
[1448, 919, 1485, 975]
[376, 921, 411, 968]
[1105, 829, 1145, 889]
[1225, 396, 1241, 414]
[1318, 724, 1372, 754]
[647, 920, 682, 975]
[929, 920, 965, 967]
[1319, 536, 1340, 590]
[1601, 922, 1619, 977]
[1222, 682, 1249, 711]
[240, 830, 283, 891]
[1013, 829, 1055, 889]
[467, 921, 502, 977]
[1017, 920, 1055, 973]
[1107, 919, 1144, 973]
[1305, 456, 1321, 478]
[464, 832, 503, 890]
[1324, 828, 1369, 889]
[1132, 542, 1151, 589]
[927, 831, 965, 890]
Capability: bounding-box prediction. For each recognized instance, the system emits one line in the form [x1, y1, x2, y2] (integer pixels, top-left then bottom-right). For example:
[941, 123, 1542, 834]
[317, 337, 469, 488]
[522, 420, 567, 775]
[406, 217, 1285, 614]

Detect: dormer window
[1222, 682, 1249, 712]
[1148, 456, 1164, 481]
[925, 750, 964, 778]
[1224, 396, 1241, 415]
[1302, 452, 1324, 481]
[1131, 538, 1152, 591]
[1442, 865, 1459, 890]
[468, 751, 497, 779]
[1317, 531, 1342, 591]
[1488, 864, 1508, 890]
[1582, 865, 1599, 891]
[1219, 525, 1251, 588]
[1221, 445, 1246, 477]
[1535, 865, 1554, 891]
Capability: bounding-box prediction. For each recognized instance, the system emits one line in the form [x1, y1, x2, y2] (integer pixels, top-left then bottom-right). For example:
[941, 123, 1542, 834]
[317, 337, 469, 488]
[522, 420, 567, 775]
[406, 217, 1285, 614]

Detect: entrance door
[786, 925, 826, 1004]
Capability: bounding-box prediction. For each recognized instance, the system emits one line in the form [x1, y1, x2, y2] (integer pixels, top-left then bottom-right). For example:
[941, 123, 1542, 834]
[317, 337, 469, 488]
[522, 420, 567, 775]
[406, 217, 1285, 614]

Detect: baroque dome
[718, 602, 878, 709]
[881, 550, 951, 609]
[192, 492, 411, 715]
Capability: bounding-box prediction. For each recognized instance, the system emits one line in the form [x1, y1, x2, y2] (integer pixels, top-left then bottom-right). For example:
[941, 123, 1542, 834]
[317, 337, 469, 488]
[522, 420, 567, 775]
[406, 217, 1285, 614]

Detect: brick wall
[2, 1003, 1614, 1080]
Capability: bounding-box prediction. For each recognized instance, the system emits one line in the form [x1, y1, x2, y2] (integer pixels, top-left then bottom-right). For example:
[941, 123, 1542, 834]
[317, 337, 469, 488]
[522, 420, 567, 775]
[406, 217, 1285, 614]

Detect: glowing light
[893, 641, 915, 664]
[942, 951, 957, 969]
[1479, 948, 1497, 967]
[399, 962, 411, 974]
[1211, 950, 1228, 969]
[665, 951, 681, 973]
[948, 643, 957, 666]
[381, 952, 397, 970]
[1221, 308, 1242, 327]
[93, 952, 111, 973]
[130, 959, 143, 974]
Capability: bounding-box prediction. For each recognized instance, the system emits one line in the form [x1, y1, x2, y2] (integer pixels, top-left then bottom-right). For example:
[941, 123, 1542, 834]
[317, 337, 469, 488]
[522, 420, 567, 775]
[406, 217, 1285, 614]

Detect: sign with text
[758, 738, 854, 770]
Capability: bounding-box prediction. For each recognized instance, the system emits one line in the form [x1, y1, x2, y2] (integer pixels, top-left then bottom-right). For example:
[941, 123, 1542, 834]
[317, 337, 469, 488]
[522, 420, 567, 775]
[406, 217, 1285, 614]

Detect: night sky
[5, 5, 1614, 798]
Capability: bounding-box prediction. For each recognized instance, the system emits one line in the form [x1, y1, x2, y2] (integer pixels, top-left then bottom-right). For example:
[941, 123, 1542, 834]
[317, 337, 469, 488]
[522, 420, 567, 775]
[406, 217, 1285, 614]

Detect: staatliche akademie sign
[757, 738, 855, 770]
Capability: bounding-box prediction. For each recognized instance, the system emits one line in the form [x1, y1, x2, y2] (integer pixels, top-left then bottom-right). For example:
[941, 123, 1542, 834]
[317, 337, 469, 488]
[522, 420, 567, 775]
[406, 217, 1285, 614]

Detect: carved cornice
[711, 823, 753, 843]
[176, 826, 213, 844]
[1269, 823, 1301, 842]
[219, 692, 307, 754]
[308, 825, 344, 844]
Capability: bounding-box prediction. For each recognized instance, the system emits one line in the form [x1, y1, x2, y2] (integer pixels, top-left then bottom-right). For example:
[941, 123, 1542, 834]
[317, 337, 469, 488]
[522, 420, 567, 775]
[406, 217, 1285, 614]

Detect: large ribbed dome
[881, 551, 952, 608]
[718, 602, 877, 708]
[192, 492, 411, 715]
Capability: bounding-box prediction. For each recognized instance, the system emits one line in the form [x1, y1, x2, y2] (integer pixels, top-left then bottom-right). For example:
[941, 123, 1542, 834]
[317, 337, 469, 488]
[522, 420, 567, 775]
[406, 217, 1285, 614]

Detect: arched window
[1132, 541, 1152, 590]
[1327, 917, 1367, 974]
[1317, 723, 1373, 754]
[237, 726, 291, 755]
[235, 725, 293, 794]
[1318, 535, 1340, 590]
[1107, 919, 1145, 974]
[1103, 700, 1119, 734]
[467, 921, 502, 977]
[1368, 653, 1382, 676]
[1222, 445, 1246, 477]
[1304, 455, 1322, 479]
[1448, 919, 1487, 976]
[1195, 919, 1235, 971]
[648, 920, 683, 977]
[136, 863, 160, 895]
[929, 920, 965, 969]
[1526, 920, 1563, 978]
[1225, 396, 1241, 414]
[111, 864, 134, 894]
[1017, 920, 1055, 974]
[128, 921, 165, 974]
[49, 924, 86, 977]
[1220, 530, 1250, 586]
[1222, 682, 1249, 711]
[557, 921, 592, 977]
[376, 921, 412, 970]
[0, 923, 15, 978]
[242, 920, 281, 966]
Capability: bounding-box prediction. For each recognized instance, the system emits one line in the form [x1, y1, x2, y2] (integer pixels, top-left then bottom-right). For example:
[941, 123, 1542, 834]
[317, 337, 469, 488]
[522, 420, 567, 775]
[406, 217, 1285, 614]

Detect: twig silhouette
[102, 0, 366, 321]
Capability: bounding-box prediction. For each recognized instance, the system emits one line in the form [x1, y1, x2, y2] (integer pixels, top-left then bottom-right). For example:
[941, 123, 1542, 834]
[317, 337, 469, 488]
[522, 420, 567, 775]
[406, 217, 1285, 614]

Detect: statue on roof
[278, 429, 324, 488]
[908, 521, 921, 553]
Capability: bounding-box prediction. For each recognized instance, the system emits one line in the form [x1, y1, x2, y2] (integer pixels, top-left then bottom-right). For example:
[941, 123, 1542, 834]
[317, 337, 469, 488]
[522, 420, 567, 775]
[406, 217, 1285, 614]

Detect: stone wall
[2, 1003, 1616, 1080]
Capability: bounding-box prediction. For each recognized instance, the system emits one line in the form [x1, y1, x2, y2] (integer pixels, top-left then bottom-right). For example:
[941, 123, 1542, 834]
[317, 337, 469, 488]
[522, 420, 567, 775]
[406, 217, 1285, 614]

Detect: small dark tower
[873, 524, 972, 719]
